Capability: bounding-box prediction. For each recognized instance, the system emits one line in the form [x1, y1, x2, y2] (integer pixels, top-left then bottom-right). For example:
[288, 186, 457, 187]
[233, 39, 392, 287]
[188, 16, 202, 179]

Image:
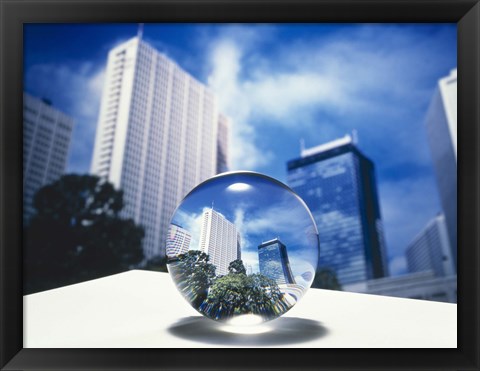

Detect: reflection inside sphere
[167, 172, 319, 324]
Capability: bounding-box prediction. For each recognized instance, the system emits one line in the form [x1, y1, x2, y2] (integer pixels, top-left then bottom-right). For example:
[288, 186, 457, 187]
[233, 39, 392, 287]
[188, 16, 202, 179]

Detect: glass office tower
[258, 238, 296, 285]
[287, 135, 388, 289]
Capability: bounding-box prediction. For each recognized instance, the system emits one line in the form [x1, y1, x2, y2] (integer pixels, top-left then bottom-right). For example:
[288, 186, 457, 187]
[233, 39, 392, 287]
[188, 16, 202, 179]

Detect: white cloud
[232, 195, 318, 272]
[206, 25, 454, 171]
[240, 249, 260, 273]
[207, 40, 273, 170]
[240, 197, 314, 237]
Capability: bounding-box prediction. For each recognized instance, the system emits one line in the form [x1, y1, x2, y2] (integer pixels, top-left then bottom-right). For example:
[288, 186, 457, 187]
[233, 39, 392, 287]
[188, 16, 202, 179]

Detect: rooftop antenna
[137, 23, 144, 41]
[352, 129, 359, 145]
[211, 200, 214, 210]
[300, 138, 305, 154]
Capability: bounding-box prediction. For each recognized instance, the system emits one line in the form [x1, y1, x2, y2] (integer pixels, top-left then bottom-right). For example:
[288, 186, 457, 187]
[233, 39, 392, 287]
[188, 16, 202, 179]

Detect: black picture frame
[1, 0, 479, 370]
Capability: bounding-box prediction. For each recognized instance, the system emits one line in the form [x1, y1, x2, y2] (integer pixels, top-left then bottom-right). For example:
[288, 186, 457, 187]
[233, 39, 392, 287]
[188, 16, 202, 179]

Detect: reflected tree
[202, 259, 288, 320]
[172, 250, 216, 308]
[227, 258, 247, 275]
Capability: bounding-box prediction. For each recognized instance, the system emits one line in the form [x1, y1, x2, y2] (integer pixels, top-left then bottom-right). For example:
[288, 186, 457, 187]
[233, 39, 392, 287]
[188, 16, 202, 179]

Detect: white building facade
[166, 224, 191, 258]
[425, 69, 457, 271]
[23, 93, 74, 224]
[406, 214, 455, 277]
[91, 37, 227, 260]
[198, 208, 241, 276]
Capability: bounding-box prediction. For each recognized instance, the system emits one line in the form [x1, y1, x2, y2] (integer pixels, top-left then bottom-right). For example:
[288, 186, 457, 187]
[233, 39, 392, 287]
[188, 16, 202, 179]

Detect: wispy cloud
[206, 24, 455, 171]
[230, 195, 319, 275]
[207, 39, 274, 169]
[25, 62, 105, 174]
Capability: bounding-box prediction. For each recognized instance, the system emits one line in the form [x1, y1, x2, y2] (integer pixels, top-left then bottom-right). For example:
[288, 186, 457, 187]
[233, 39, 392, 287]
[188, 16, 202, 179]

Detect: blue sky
[24, 23, 457, 276]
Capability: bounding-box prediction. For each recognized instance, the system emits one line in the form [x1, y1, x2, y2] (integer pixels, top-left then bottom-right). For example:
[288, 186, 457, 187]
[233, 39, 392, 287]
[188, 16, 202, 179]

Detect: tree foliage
[171, 250, 216, 308]
[24, 174, 145, 294]
[228, 258, 247, 275]
[144, 255, 168, 273]
[202, 259, 287, 320]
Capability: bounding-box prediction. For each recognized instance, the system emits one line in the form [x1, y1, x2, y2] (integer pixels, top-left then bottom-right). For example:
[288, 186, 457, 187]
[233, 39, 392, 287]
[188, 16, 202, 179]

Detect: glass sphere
[167, 171, 319, 324]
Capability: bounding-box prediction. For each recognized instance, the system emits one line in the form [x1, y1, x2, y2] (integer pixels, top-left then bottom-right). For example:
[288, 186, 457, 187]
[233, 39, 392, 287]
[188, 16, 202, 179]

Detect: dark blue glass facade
[287, 143, 387, 287]
[258, 238, 296, 285]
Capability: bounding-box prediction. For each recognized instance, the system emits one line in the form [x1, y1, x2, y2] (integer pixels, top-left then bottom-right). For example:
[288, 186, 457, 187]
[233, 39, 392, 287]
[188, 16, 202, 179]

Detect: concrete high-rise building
[198, 208, 241, 276]
[258, 238, 295, 285]
[91, 36, 228, 260]
[166, 223, 191, 258]
[287, 134, 388, 290]
[23, 93, 74, 224]
[406, 214, 455, 277]
[425, 69, 457, 271]
[216, 114, 230, 174]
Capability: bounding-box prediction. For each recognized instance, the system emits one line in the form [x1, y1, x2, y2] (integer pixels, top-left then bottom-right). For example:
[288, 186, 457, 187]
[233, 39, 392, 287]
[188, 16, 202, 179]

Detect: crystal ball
[167, 171, 319, 324]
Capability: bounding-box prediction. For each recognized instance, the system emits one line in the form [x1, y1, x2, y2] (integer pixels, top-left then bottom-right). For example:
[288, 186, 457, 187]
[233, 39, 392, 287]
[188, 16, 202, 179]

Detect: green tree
[171, 250, 216, 308]
[228, 258, 247, 275]
[312, 267, 342, 290]
[202, 259, 288, 320]
[143, 255, 168, 273]
[24, 174, 145, 294]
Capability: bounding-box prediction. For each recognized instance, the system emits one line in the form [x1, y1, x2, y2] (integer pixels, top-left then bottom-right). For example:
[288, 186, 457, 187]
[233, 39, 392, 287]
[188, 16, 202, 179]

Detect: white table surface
[23, 270, 457, 348]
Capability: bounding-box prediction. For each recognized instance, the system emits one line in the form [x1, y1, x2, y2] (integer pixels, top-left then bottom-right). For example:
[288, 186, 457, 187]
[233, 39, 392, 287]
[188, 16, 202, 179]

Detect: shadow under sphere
[168, 316, 329, 346]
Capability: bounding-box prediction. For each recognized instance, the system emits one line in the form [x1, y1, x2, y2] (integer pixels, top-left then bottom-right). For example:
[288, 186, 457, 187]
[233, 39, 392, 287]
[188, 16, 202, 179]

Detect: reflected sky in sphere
[167, 171, 319, 323]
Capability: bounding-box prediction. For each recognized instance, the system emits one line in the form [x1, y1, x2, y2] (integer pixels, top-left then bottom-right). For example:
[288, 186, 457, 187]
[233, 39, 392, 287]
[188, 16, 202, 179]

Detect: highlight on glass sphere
[166, 171, 319, 323]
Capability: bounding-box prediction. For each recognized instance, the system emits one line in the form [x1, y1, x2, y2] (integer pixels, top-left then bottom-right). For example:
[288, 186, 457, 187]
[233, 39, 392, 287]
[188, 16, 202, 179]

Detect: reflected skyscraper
[199, 208, 241, 276]
[287, 134, 388, 290]
[91, 36, 229, 260]
[258, 238, 296, 285]
[425, 69, 457, 271]
[23, 93, 74, 225]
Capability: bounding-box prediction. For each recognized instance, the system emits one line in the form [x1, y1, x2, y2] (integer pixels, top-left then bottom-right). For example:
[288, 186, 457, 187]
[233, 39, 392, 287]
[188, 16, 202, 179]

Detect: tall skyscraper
[23, 93, 74, 224]
[425, 69, 457, 271]
[91, 36, 228, 260]
[166, 223, 191, 258]
[258, 238, 295, 285]
[406, 213, 455, 278]
[198, 208, 241, 276]
[287, 134, 388, 290]
[216, 113, 230, 174]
